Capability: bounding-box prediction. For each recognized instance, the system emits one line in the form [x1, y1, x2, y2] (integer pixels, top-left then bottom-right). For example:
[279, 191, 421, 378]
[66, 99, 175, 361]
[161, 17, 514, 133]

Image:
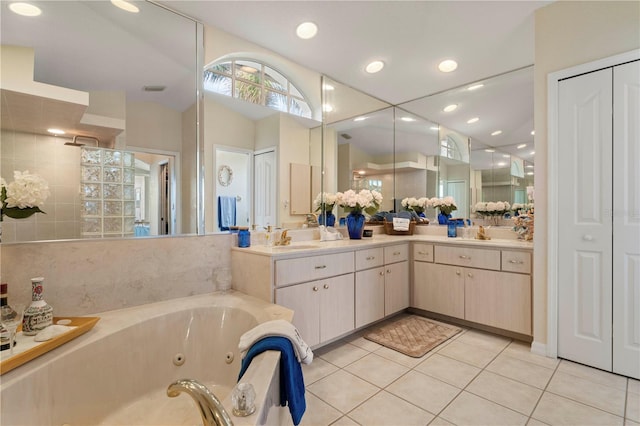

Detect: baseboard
[530, 341, 548, 357]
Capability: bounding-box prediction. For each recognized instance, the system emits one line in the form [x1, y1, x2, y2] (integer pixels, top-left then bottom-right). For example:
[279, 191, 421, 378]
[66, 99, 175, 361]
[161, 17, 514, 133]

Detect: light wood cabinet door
[464, 268, 531, 335]
[384, 261, 409, 316]
[275, 282, 321, 347]
[320, 273, 355, 342]
[355, 267, 385, 328]
[413, 262, 464, 318]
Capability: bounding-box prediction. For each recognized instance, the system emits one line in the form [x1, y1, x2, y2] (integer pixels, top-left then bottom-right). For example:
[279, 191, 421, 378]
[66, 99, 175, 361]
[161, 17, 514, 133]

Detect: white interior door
[446, 180, 467, 219]
[254, 149, 276, 228]
[557, 68, 613, 371]
[612, 60, 640, 379]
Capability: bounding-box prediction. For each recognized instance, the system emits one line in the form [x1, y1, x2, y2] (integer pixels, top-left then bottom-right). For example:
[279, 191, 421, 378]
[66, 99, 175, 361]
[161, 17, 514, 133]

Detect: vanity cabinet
[383, 244, 409, 315]
[412, 242, 532, 336]
[355, 248, 385, 328]
[275, 273, 355, 347]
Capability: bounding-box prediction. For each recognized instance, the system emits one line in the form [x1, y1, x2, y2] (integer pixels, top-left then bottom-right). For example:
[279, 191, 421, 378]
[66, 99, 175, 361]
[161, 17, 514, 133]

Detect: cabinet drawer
[384, 244, 409, 264]
[434, 245, 500, 270]
[355, 248, 384, 270]
[275, 252, 354, 286]
[501, 250, 532, 274]
[413, 243, 434, 262]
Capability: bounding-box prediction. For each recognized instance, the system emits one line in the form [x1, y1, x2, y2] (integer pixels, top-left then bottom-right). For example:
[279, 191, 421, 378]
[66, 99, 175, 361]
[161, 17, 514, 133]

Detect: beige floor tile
[343, 333, 383, 352]
[373, 345, 432, 368]
[429, 417, 456, 425]
[307, 370, 379, 414]
[436, 340, 498, 368]
[348, 390, 434, 426]
[331, 416, 360, 426]
[532, 392, 624, 425]
[455, 329, 511, 352]
[557, 360, 628, 391]
[440, 391, 528, 425]
[298, 392, 342, 426]
[486, 353, 555, 389]
[627, 390, 640, 423]
[502, 341, 560, 370]
[344, 353, 410, 388]
[526, 418, 550, 426]
[629, 379, 640, 395]
[318, 342, 369, 368]
[626, 419, 640, 426]
[386, 370, 460, 414]
[303, 357, 340, 385]
[466, 370, 543, 416]
[415, 353, 481, 388]
[547, 371, 627, 416]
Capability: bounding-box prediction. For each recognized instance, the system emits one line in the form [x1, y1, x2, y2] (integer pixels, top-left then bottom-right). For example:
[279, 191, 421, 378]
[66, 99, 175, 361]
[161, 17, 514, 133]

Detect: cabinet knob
[508, 259, 524, 264]
[418, 251, 430, 255]
[323, 284, 329, 289]
[313, 286, 318, 292]
[456, 270, 461, 275]
[314, 265, 327, 270]
[366, 256, 375, 260]
[468, 273, 473, 278]
[583, 234, 594, 241]
[459, 255, 470, 260]
[379, 271, 385, 276]
[386, 269, 391, 274]
[393, 251, 401, 256]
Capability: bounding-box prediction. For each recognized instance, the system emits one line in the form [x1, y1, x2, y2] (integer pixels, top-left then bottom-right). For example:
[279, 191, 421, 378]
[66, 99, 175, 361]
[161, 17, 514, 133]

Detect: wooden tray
[1, 316, 100, 375]
[383, 219, 416, 235]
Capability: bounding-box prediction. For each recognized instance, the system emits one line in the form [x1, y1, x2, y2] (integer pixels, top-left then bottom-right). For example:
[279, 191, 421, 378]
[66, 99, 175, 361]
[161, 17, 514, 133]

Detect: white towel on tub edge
[238, 319, 314, 364]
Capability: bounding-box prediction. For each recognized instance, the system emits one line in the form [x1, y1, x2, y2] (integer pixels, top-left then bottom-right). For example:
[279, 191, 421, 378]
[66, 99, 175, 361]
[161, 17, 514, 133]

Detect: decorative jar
[22, 277, 53, 335]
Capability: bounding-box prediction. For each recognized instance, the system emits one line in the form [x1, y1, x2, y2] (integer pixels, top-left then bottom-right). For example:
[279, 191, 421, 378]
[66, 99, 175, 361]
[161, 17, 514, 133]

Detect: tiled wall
[0, 234, 234, 316]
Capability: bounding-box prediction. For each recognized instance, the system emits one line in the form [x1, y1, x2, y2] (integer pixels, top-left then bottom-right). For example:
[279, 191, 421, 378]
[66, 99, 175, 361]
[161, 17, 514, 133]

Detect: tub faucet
[167, 379, 234, 426]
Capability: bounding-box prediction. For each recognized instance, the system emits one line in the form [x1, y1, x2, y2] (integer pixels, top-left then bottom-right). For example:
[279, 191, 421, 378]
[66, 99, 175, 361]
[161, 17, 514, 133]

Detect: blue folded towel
[218, 196, 236, 231]
[238, 336, 306, 425]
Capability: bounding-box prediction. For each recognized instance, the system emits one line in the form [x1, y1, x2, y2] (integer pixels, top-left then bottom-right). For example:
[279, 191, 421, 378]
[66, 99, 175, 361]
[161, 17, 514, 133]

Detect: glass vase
[22, 277, 53, 336]
[438, 213, 451, 225]
[318, 212, 336, 227]
[346, 212, 365, 239]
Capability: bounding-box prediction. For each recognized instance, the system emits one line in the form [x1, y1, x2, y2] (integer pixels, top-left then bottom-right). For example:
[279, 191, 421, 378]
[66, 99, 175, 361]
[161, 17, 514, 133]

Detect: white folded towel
[238, 319, 314, 364]
[393, 217, 410, 231]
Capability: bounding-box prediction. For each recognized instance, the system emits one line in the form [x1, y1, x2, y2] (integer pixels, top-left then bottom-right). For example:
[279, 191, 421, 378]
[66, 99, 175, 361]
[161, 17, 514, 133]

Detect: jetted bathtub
[0, 291, 293, 425]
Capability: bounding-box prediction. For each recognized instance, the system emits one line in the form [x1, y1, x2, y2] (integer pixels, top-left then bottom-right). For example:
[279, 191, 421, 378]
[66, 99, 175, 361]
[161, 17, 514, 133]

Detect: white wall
[533, 0, 640, 345]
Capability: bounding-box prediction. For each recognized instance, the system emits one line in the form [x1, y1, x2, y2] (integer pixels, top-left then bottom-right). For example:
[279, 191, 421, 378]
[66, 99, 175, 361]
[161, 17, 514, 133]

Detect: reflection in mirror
[438, 126, 470, 219]
[0, 1, 200, 242]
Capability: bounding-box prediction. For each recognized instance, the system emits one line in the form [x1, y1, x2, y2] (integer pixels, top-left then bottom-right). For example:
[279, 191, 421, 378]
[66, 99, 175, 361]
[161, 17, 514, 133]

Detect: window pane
[290, 83, 304, 98]
[290, 98, 312, 118]
[209, 61, 232, 75]
[265, 89, 288, 112]
[264, 66, 287, 92]
[235, 81, 262, 105]
[204, 72, 232, 96]
[235, 60, 262, 83]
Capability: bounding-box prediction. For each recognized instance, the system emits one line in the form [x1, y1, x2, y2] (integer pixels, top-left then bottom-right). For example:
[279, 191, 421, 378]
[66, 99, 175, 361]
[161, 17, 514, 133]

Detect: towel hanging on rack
[218, 196, 236, 231]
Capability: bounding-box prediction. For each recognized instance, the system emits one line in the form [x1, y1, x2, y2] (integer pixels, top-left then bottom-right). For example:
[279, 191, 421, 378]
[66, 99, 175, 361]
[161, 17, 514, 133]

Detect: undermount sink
[272, 244, 320, 250]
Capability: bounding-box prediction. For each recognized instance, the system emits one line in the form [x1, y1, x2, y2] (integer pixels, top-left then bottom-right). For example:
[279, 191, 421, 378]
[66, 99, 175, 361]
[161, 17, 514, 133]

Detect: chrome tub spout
[167, 379, 234, 426]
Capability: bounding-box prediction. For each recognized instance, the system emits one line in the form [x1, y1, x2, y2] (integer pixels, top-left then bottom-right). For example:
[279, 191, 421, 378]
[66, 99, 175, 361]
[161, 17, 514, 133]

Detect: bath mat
[364, 315, 462, 358]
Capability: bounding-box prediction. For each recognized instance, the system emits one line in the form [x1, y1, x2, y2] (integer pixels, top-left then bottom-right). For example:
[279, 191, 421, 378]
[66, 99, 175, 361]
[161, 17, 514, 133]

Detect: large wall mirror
[1, 1, 201, 242]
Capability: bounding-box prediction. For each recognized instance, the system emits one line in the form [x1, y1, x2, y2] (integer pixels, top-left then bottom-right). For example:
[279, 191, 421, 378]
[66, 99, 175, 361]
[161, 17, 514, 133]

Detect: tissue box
[383, 219, 416, 235]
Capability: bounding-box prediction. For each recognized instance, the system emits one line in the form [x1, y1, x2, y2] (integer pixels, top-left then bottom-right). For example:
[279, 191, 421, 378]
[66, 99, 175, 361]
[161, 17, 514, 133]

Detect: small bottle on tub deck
[22, 277, 53, 335]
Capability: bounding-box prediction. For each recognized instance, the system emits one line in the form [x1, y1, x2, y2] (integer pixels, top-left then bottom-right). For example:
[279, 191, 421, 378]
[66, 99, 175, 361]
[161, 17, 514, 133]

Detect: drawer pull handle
[366, 256, 375, 260]
[313, 286, 318, 292]
[508, 260, 524, 264]
[323, 284, 329, 289]
[418, 251, 430, 255]
[583, 234, 594, 241]
[315, 265, 327, 270]
[459, 255, 470, 260]
[393, 251, 401, 256]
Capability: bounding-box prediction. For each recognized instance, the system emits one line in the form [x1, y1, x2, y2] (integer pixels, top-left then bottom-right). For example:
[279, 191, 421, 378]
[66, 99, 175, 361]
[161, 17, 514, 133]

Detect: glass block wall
[80, 147, 136, 238]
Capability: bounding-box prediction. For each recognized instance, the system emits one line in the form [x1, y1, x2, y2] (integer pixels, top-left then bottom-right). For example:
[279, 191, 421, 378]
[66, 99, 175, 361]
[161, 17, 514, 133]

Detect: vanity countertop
[231, 233, 533, 258]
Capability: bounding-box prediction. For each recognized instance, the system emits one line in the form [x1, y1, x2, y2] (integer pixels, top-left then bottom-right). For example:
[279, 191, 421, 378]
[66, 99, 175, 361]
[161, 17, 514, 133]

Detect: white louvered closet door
[557, 67, 613, 372]
[612, 60, 640, 379]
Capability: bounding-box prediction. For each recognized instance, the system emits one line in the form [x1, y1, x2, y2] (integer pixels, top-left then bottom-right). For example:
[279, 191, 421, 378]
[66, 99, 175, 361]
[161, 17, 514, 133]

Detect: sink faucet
[167, 379, 234, 426]
[275, 229, 292, 246]
[305, 213, 319, 227]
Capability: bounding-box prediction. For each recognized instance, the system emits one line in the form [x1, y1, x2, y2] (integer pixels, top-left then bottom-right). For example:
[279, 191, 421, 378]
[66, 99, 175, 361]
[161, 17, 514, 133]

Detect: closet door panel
[613, 60, 640, 379]
[557, 68, 613, 371]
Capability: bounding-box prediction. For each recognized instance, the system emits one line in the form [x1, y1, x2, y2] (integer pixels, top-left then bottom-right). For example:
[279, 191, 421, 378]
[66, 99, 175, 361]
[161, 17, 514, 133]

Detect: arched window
[204, 59, 312, 119]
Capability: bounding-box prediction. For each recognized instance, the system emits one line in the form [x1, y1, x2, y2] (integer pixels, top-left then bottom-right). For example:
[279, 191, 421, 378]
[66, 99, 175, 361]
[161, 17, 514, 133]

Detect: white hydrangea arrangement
[401, 197, 430, 214]
[337, 189, 383, 215]
[474, 201, 511, 217]
[313, 192, 338, 212]
[512, 202, 534, 215]
[432, 196, 457, 216]
[1, 170, 50, 221]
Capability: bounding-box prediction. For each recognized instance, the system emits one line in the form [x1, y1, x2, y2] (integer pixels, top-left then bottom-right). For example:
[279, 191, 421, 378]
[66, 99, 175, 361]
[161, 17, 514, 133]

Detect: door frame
[546, 49, 640, 359]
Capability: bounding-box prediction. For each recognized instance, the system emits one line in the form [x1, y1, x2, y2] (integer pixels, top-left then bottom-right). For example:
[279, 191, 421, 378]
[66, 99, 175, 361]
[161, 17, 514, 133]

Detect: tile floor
[290, 317, 640, 426]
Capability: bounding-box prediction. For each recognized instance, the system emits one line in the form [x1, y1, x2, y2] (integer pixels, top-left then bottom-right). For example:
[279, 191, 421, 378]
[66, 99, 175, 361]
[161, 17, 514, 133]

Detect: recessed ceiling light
[47, 128, 65, 135]
[9, 2, 41, 16]
[438, 59, 458, 73]
[443, 104, 458, 112]
[111, 0, 139, 13]
[467, 84, 484, 91]
[497, 162, 507, 167]
[503, 154, 510, 158]
[527, 172, 534, 176]
[530, 151, 535, 155]
[296, 22, 318, 39]
[322, 84, 334, 91]
[485, 149, 495, 153]
[353, 116, 368, 122]
[365, 61, 385, 74]
[526, 164, 534, 168]
[358, 170, 366, 175]
[400, 117, 416, 122]
[467, 117, 479, 124]
[531, 130, 535, 135]
[491, 130, 502, 136]
[430, 126, 439, 131]
[322, 104, 334, 112]
[517, 143, 527, 149]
